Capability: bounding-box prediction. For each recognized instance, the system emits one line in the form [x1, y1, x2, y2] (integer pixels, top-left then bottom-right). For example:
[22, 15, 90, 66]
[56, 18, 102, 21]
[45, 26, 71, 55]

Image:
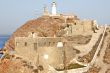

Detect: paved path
[90, 26, 107, 65]
[74, 27, 104, 57]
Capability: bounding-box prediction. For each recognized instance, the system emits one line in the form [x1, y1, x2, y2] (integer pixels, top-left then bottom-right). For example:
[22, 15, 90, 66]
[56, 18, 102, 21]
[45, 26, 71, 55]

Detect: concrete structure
[43, 5, 49, 16]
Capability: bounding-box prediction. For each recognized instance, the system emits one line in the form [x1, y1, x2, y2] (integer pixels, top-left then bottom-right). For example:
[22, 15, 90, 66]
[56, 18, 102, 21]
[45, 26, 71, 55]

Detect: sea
[0, 35, 10, 58]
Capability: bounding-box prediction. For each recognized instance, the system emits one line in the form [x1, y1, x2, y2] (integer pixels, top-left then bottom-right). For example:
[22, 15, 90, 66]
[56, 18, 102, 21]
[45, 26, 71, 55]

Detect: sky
[0, 0, 110, 35]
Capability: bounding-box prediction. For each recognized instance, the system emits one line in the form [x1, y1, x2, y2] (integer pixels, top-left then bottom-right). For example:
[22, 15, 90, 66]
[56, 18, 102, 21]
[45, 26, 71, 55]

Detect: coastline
[0, 35, 10, 49]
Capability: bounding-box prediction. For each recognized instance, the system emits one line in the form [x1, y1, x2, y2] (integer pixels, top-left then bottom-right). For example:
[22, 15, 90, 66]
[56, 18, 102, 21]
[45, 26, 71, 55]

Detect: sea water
[0, 35, 9, 57]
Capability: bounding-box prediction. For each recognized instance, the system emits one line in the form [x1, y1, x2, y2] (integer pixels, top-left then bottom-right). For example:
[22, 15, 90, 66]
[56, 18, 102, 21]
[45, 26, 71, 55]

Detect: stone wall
[15, 37, 64, 68]
[15, 37, 77, 69]
[65, 20, 95, 36]
[15, 37, 38, 64]
[15, 37, 63, 49]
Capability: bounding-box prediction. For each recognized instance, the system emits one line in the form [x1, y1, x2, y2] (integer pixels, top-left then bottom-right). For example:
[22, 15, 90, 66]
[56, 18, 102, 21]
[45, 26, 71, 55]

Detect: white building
[51, 2, 57, 16]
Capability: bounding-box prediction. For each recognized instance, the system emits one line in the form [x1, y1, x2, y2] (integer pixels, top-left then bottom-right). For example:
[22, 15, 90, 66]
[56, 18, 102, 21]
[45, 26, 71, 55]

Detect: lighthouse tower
[52, 2, 57, 16]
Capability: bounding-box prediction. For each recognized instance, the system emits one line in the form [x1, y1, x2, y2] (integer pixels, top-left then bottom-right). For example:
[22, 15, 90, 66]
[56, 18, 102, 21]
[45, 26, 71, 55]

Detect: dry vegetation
[106, 69, 110, 73]
[84, 66, 101, 73]
[0, 57, 39, 73]
[0, 59, 23, 73]
[103, 28, 110, 64]
[103, 42, 110, 64]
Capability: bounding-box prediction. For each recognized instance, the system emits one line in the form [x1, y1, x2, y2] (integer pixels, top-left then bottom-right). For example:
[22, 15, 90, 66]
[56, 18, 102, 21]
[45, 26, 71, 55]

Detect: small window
[67, 24, 69, 27]
[25, 42, 27, 46]
[32, 32, 34, 34]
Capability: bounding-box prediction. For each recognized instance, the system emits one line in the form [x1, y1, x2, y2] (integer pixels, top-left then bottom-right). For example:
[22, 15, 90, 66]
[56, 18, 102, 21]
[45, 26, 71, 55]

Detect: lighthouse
[52, 2, 57, 16]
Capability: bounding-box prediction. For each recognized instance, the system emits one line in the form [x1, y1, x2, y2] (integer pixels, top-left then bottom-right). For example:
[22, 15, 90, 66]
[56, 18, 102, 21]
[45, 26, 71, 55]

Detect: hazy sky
[0, 0, 110, 35]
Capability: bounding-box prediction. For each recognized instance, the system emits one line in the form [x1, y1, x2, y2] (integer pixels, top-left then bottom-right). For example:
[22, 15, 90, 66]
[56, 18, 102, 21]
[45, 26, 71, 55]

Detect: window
[25, 42, 27, 46]
[74, 23, 76, 25]
[67, 24, 69, 27]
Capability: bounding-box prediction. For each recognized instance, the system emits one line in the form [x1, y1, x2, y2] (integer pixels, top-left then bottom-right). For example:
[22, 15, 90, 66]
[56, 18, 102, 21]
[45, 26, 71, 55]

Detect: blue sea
[0, 35, 10, 57]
